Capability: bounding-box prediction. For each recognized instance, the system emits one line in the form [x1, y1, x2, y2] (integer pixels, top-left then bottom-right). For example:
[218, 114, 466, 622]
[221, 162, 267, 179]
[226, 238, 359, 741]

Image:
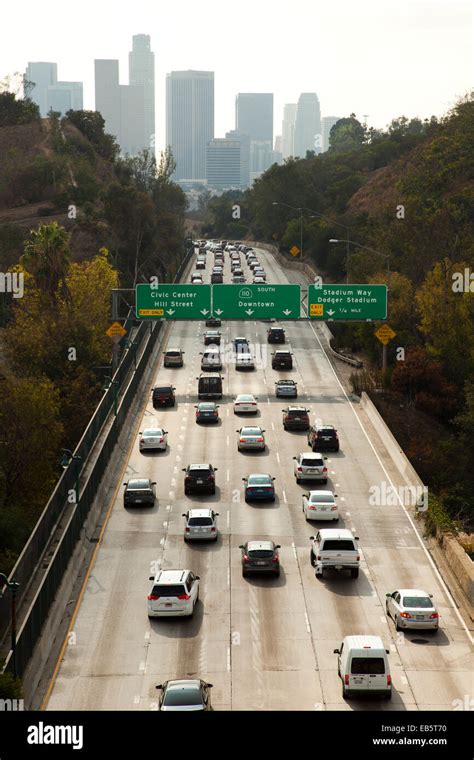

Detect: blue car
[243, 473, 276, 502]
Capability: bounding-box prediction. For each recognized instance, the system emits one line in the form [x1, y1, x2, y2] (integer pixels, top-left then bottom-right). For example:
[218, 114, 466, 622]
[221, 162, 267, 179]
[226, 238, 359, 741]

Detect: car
[232, 275, 246, 284]
[232, 267, 243, 276]
[239, 540, 281, 577]
[195, 259, 205, 270]
[204, 329, 221, 345]
[233, 337, 249, 351]
[267, 327, 286, 343]
[243, 473, 275, 501]
[182, 508, 219, 541]
[191, 274, 203, 284]
[206, 316, 221, 327]
[147, 569, 199, 618]
[123, 478, 156, 507]
[302, 490, 339, 521]
[308, 423, 340, 452]
[235, 351, 255, 370]
[385, 589, 439, 631]
[237, 426, 266, 451]
[249, 260, 261, 271]
[194, 401, 220, 423]
[163, 348, 184, 367]
[293, 452, 328, 483]
[200, 347, 222, 371]
[272, 350, 293, 369]
[152, 385, 176, 407]
[275, 379, 297, 398]
[253, 276, 265, 284]
[156, 678, 212, 712]
[334, 636, 392, 700]
[253, 270, 266, 280]
[139, 427, 168, 451]
[211, 272, 223, 284]
[182, 463, 218, 495]
[282, 406, 310, 431]
[310, 529, 360, 577]
[212, 263, 223, 271]
[233, 393, 258, 413]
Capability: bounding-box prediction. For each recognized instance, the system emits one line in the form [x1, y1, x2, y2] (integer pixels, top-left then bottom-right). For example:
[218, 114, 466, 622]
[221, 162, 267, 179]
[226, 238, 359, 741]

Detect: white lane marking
[380, 616, 386, 623]
[227, 567, 230, 587]
[177, 445, 183, 451]
[179, 435, 184, 441]
[134, 695, 140, 705]
[276, 452, 280, 464]
[291, 542, 298, 561]
[401, 676, 408, 685]
[160, 537, 166, 546]
[227, 647, 231, 671]
[271, 421, 275, 431]
[390, 644, 396, 652]
[227, 511, 230, 528]
[282, 490, 287, 504]
[304, 611, 311, 633]
[346, 511, 350, 516]
[340, 496, 345, 501]
[307, 319, 473, 644]
[226, 407, 229, 417]
[171, 478, 176, 486]
[226, 469, 230, 482]
[267, 397, 270, 404]
[139, 662, 146, 672]
[144, 631, 151, 640]
[168, 491, 175, 499]
[180, 425, 186, 431]
[226, 436, 229, 446]
[173, 466, 178, 474]
[175, 455, 181, 462]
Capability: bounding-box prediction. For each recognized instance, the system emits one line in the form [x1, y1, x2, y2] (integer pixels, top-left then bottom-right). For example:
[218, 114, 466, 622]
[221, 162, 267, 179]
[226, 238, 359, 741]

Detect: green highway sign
[135, 283, 211, 319]
[307, 283, 387, 320]
[212, 284, 301, 320]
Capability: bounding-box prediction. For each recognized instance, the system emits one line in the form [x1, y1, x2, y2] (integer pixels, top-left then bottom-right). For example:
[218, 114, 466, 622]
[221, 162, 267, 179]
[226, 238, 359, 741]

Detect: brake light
[430, 613, 439, 619]
[211, 527, 216, 532]
[323, 467, 327, 473]
[243, 554, 249, 561]
[140, 439, 144, 444]
[185, 528, 190, 532]
[297, 467, 303, 472]
[400, 612, 412, 618]
[356, 555, 360, 561]
[256, 437, 264, 442]
[185, 475, 191, 482]
[159, 438, 164, 443]
[240, 438, 246, 443]
[330, 506, 337, 511]
[317, 555, 321, 560]
[147, 595, 159, 600]
[177, 594, 191, 600]
[207, 475, 214, 481]
[213, 411, 218, 416]
[272, 555, 279, 562]
[387, 675, 392, 686]
[344, 675, 349, 685]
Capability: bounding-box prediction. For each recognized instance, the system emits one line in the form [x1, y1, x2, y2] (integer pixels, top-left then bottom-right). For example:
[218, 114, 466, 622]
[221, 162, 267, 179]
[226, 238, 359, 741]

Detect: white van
[334, 635, 392, 700]
[200, 347, 222, 371]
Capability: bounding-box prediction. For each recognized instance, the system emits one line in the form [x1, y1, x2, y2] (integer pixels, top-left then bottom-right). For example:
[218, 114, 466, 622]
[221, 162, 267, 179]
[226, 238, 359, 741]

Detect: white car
[147, 569, 199, 618]
[235, 352, 255, 370]
[139, 428, 168, 451]
[182, 508, 219, 541]
[233, 394, 259, 413]
[385, 588, 439, 631]
[253, 276, 265, 284]
[302, 490, 339, 521]
[191, 274, 203, 284]
[293, 452, 328, 483]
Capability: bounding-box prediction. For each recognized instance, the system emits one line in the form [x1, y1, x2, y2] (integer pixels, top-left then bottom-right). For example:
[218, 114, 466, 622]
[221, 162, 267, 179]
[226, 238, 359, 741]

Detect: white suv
[293, 452, 328, 483]
[182, 508, 219, 541]
[147, 569, 200, 618]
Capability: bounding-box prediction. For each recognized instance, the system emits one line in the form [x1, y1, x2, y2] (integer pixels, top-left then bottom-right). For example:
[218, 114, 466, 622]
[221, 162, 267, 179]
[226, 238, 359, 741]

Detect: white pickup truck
[310, 529, 360, 578]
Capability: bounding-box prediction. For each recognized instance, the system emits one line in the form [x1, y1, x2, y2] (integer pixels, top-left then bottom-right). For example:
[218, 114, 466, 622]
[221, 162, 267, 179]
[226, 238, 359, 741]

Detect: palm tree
[21, 223, 71, 305]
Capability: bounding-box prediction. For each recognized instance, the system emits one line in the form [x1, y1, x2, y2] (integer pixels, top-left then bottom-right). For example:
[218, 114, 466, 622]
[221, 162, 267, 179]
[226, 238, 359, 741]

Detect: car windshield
[402, 596, 433, 608]
[248, 476, 271, 485]
[163, 686, 202, 706]
[166, 351, 181, 357]
[143, 430, 163, 437]
[188, 517, 213, 526]
[128, 479, 150, 489]
[288, 409, 307, 416]
[189, 469, 211, 477]
[242, 428, 262, 435]
[152, 584, 185, 597]
[248, 549, 274, 558]
[310, 494, 334, 503]
[322, 540, 355, 551]
[351, 657, 385, 675]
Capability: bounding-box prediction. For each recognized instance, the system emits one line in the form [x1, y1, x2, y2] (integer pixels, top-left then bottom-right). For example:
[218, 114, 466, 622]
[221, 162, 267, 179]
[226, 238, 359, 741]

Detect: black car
[204, 330, 221, 345]
[123, 478, 156, 507]
[156, 679, 213, 711]
[282, 406, 310, 431]
[275, 379, 298, 398]
[152, 385, 176, 407]
[239, 540, 281, 577]
[267, 327, 286, 343]
[272, 350, 293, 370]
[194, 402, 220, 423]
[308, 424, 340, 452]
[182, 463, 218, 495]
[211, 273, 223, 284]
[206, 316, 221, 327]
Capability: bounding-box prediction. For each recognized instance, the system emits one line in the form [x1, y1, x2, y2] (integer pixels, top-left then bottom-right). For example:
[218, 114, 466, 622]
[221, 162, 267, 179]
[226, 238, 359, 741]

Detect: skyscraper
[281, 103, 297, 158]
[166, 71, 214, 180]
[225, 130, 251, 188]
[235, 93, 274, 177]
[294, 93, 321, 157]
[94, 59, 121, 143]
[322, 115, 341, 152]
[26, 62, 83, 117]
[206, 138, 242, 189]
[129, 34, 155, 151]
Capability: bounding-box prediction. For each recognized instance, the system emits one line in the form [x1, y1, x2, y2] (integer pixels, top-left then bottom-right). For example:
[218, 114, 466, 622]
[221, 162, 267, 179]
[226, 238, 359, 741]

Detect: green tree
[20, 223, 71, 307]
[0, 91, 40, 126]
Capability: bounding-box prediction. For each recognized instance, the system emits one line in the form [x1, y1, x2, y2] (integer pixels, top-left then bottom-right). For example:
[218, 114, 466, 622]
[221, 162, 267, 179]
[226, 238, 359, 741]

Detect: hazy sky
[1, 0, 472, 152]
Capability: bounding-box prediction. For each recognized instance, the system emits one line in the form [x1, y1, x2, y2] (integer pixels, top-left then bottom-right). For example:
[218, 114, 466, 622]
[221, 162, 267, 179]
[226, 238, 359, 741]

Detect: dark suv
[272, 350, 293, 370]
[123, 478, 156, 507]
[267, 327, 286, 344]
[182, 463, 218, 495]
[152, 385, 176, 407]
[282, 406, 310, 431]
[308, 424, 340, 452]
[239, 540, 281, 578]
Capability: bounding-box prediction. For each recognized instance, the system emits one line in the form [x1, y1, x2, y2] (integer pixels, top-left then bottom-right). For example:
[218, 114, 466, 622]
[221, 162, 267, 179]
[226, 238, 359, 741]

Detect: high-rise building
[166, 70, 214, 180]
[281, 103, 297, 158]
[94, 59, 121, 143]
[129, 34, 155, 151]
[322, 115, 341, 152]
[206, 138, 242, 189]
[225, 130, 251, 188]
[294, 93, 321, 157]
[26, 62, 83, 116]
[235, 93, 274, 175]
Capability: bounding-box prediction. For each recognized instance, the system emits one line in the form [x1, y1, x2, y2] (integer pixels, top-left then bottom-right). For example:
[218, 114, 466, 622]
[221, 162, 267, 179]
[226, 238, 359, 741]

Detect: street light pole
[0, 573, 20, 679]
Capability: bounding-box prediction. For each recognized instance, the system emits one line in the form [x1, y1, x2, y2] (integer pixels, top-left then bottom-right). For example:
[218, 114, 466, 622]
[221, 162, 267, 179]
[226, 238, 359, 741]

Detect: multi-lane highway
[44, 245, 473, 711]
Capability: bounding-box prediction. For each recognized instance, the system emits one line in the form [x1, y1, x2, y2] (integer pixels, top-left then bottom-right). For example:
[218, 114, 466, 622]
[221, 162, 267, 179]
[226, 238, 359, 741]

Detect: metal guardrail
[0, 244, 195, 676]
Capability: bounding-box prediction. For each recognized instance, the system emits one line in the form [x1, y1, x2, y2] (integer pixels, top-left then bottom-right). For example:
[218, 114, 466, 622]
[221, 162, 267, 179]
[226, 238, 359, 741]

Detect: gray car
[182, 508, 219, 541]
[237, 426, 266, 451]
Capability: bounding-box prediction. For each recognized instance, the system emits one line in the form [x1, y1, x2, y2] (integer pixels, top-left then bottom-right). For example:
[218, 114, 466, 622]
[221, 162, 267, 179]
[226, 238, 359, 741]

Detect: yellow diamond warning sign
[289, 245, 300, 256]
[310, 303, 324, 316]
[374, 324, 396, 345]
[106, 321, 126, 338]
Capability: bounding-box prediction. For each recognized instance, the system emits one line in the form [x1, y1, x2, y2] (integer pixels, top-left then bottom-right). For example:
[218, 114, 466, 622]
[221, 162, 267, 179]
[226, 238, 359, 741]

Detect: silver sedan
[237, 426, 266, 451]
[139, 428, 168, 451]
[386, 588, 439, 631]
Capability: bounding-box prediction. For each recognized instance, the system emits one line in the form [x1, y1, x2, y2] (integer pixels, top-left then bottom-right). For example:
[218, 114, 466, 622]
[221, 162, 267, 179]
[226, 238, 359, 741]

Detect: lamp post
[0, 574, 20, 679]
[272, 202, 304, 260]
[103, 376, 118, 416]
[60, 449, 83, 503]
[330, 238, 391, 373]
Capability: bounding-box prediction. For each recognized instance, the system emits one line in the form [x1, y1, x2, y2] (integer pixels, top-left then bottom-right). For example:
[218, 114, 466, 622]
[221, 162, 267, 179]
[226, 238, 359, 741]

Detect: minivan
[197, 373, 223, 399]
[200, 347, 222, 371]
[334, 635, 392, 700]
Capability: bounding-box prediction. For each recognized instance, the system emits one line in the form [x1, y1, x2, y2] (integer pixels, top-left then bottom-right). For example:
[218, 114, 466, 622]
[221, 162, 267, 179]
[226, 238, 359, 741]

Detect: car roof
[156, 569, 189, 583]
[166, 679, 201, 690]
[308, 490, 335, 497]
[235, 393, 255, 399]
[248, 473, 272, 479]
[316, 529, 356, 540]
[300, 452, 324, 459]
[343, 635, 386, 650]
[187, 508, 214, 517]
[287, 405, 308, 410]
[241, 426, 263, 431]
[397, 588, 431, 596]
[247, 540, 274, 550]
[166, 347, 182, 352]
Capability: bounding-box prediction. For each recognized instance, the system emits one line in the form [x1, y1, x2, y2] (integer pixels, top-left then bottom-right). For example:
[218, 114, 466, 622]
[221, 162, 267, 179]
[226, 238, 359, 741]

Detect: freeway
[44, 245, 473, 711]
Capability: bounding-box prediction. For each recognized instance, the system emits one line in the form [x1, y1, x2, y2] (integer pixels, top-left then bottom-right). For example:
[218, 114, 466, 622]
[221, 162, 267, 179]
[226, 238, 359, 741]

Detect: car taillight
[323, 467, 327, 473]
[213, 411, 218, 416]
[272, 555, 279, 562]
[297, 467, 303, 472]
[140, 439, 144, 444]
[208, 475, 214, 481]
[159, 438, 164, 443]
[250, 402, 256, 405]
[330, 506, 337, 511]
[256, 437, 264, 442]
[430, 613, 439, 619]
[400, 612, 412, 618]
[211, 527, 216, 532]
[185, 527, 190, 532]
[356, 555, 360, 561]
[387, 675, 392, 686]
[344, 675, 349, 685]
[185, 475, 191, 481]
[177, 594, 191, 600]
[147, 595, 159, 600]
[317, 555, 321, 560]
[240, 438, 246, 443]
